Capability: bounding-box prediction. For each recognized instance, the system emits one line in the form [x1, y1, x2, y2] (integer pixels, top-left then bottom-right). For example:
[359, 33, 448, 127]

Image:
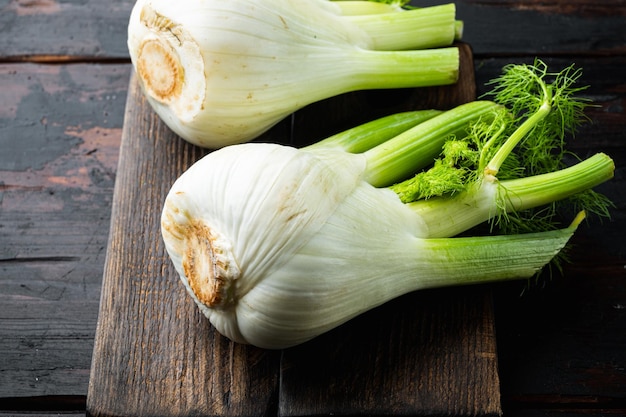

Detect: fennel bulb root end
[130, 2, 206, 129]
[136, 39, 184, 104]
[161, 200, 240, 310]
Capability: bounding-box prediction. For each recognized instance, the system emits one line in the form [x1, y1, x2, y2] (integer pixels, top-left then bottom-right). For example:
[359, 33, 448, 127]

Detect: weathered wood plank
[1, 1, 625, 415]
[0, 63, 130, 398]
[280, 287, 501, 417]
[445, 0, 626, 56]
[2, 0, 626, 60]
[0, 0, 134, 60]
[86, 75, 286, 417]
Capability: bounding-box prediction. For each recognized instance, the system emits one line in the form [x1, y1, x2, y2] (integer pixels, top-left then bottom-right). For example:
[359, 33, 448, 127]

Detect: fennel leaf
[390, 59, 612, 240]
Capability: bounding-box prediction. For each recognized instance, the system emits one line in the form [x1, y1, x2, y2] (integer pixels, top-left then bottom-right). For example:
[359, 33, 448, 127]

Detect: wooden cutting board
[86, 43, 502, 417]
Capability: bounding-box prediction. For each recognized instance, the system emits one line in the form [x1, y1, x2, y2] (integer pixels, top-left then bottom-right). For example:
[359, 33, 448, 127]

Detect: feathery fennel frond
[390, 59, 612, 239]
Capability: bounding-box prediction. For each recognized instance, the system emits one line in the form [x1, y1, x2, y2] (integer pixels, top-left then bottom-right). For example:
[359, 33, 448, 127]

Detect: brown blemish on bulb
[140, 5, 176, 32]
[278, 15, 289, 30]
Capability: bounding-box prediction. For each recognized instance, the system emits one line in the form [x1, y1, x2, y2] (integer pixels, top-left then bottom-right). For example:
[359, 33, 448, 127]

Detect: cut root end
[137, 39, 184, 104]
[175, 218, 240, 309]
[132, 3, 206, 122]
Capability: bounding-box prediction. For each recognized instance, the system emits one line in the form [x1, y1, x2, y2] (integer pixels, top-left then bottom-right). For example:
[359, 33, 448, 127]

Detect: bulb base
[137, 39, 184, 104]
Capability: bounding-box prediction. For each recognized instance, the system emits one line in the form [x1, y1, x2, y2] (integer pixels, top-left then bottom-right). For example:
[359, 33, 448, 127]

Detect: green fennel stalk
[341, 3, 462, 50]
[308, 59, 614, 241]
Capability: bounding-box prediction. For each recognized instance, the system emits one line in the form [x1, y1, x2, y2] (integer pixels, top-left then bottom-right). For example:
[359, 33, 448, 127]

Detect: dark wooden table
[1, 1, 624, 416]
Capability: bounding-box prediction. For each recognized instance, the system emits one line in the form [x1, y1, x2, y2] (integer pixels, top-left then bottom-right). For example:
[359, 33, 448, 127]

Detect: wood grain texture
[1, 1, 625, 416]
[86, 74, 285, 417]
[2, 0, 625, 61]
[426, 0, 626, 56]
[0, 0, 133, 60]
[280, 287, 501, 417]
[86, 44, 503, 417]
[0, 63, 129, 398]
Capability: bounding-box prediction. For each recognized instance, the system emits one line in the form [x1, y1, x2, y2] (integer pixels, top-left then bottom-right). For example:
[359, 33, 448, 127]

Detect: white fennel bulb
[161, 144, 432, 348]
[161, 142, 586, 349]
[127, 0, 461, 148]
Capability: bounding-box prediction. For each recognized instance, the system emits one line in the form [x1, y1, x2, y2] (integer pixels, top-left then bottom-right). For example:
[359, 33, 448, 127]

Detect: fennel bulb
[127, 0, 461, 148]
[161, 62, 614, 349]
[161, 143, 589, 349]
